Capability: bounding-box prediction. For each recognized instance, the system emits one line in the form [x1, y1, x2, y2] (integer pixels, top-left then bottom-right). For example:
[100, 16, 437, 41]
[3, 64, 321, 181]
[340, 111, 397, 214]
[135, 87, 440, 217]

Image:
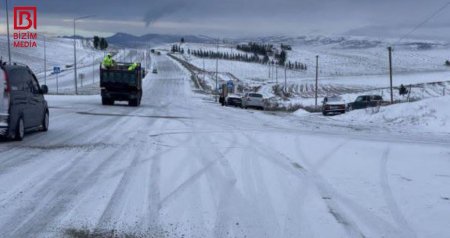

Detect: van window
[29, 72, 40, 94]
[8, 69, 26, 91]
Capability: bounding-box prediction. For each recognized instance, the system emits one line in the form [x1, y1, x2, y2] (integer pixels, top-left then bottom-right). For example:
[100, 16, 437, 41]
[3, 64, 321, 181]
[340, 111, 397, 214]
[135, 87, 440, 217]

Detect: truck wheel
[102, 98, 112, 105]
[129, 99, 138, 107]
[15, 117, 25, 141]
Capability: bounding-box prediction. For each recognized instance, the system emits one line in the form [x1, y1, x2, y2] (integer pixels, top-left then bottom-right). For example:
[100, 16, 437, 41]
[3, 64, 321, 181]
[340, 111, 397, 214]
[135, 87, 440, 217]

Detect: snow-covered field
[0, 54, 449, 237]
[337, 96, 450, 134]
[169, 37, 450, 108]
[1, 36, 152, 94]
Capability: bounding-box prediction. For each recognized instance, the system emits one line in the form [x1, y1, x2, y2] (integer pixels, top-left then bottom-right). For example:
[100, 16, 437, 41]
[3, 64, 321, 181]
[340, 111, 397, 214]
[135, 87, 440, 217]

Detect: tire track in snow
[0, 105, 145, 210]
[183, 114, 266, 237]
[2, 145, 128, 237]
[292, 137, 403, 238]
[0, 104, 149, 236]
[246, 135, 368, 238]
[379, 147, 417, 238]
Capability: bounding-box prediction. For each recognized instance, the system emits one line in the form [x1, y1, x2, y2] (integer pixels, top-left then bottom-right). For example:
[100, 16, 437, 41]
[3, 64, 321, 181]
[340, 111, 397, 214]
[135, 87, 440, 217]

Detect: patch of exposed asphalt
[76, 111, 192, 120]
[64, 228, 165, 238]
[291, 162, 305, 170]
[18, 143, 115, 151]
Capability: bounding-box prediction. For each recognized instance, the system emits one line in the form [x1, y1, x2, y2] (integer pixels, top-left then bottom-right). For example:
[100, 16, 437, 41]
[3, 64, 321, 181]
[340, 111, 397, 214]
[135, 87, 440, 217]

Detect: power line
[396, 1, 450, 44]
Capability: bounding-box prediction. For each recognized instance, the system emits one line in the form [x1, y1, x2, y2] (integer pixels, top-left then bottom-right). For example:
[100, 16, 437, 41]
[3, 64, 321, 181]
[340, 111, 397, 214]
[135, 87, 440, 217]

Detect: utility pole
[73, 15, 95, 95]
[5, 0, 12, 64]
[73, 19, 78, 95]
[92, 54, 95, 84]
[388, 47, 394, 104]
[44, 36, 47, 85]
[284, 66, 287, 93]
[215, 39, 219, 102]
[315, 55, 319, 108]
[275, 64, 278, 84]
[203, 57, 205, 82]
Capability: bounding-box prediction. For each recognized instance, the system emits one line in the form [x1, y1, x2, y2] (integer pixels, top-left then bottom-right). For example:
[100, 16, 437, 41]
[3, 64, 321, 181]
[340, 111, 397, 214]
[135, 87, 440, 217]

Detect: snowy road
[0, 55, 449, 238]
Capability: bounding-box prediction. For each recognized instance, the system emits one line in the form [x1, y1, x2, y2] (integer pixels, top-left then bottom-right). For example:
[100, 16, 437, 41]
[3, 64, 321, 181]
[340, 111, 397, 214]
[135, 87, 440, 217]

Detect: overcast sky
[1, 0, 450, 40]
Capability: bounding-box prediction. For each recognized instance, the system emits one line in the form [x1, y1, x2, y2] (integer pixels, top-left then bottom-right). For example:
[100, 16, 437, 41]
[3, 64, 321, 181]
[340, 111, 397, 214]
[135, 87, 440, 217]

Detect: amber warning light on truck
[13, 6, 38, 48]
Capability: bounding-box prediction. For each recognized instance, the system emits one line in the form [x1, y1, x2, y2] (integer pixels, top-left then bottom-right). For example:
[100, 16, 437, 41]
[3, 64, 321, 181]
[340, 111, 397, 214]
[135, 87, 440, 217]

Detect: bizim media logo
[13, 6, 38, 48]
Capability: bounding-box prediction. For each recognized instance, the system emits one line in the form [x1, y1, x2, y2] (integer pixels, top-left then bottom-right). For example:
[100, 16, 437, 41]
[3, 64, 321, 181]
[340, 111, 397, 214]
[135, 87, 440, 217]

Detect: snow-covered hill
[0, 36, 103, 75]
[167, 35, 450, 109]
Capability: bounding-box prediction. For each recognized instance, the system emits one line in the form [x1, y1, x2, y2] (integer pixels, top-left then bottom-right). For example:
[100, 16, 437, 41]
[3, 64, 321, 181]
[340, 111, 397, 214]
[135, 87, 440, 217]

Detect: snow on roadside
[293, 108, 310, 117]
[335, 96, 450, 134]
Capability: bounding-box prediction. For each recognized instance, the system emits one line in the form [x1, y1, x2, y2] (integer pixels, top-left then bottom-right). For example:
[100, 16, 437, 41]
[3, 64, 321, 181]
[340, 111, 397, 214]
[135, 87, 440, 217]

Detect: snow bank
[337, 96, 450, 134]
[293, 108, 310, 117]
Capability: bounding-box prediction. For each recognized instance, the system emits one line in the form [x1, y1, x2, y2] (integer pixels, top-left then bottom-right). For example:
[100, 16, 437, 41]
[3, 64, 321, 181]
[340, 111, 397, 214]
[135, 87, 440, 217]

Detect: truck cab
[100, 62, 143, 106]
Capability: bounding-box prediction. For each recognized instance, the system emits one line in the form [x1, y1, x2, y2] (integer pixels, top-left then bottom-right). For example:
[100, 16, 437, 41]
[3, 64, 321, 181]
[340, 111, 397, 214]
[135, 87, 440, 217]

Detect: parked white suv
[242, 93, 265, 110]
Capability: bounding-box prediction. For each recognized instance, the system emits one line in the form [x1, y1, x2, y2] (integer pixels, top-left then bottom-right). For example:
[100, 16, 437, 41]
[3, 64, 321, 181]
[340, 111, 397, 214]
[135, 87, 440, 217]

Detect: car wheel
[15, 117, 25, 141]
[322, 111, 328, 116]
[42, 111, 49, 132]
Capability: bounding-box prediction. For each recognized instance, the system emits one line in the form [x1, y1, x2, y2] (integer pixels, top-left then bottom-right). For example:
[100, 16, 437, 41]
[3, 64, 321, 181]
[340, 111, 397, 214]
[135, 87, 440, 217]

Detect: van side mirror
[40, 85, 48, 94]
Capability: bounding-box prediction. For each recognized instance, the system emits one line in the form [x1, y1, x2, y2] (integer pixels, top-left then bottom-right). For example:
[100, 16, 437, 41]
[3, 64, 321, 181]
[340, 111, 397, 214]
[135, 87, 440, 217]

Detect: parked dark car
[0, 63, 49, 141]
[226, 94, 243, 108]
[322, 96, 346, 116]
[152, 68, 158, 74]
[348, 95, 384, 111]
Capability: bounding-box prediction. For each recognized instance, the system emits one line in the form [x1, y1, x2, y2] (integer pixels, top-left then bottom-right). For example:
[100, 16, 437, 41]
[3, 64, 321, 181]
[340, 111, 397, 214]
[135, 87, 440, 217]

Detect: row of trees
[237, 42, 274, 56]
[285, 61, 308, 70]
[190, 49, 264, 64]
[237, 42, 290, 66]
[187, 48, 307, 70]
[171, 44, 185, 54]
[280, 43, 292, 50]
[93, 36, 109, 50]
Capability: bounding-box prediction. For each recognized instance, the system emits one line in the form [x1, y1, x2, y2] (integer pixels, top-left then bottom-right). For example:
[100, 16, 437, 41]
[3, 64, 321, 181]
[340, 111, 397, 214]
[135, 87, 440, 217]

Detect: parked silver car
[242, 93, 265, 110]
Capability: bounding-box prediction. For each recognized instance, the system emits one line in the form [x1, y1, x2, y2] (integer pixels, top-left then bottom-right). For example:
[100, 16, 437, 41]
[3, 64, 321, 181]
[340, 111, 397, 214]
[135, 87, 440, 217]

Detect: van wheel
[42, 111, 49, 132]
[15, 117, 25, 141]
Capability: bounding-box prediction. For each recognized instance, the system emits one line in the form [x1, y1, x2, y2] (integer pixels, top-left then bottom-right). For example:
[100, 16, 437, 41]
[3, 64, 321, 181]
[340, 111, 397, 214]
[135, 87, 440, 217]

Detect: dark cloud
[7, 0, 450, 39]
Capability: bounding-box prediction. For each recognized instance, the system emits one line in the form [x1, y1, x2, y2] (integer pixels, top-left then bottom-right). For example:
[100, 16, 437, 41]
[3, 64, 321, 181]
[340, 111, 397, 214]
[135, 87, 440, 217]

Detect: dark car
[100, 62, 143, 106]
[322, 96, 346, 116]
[226, 94, 243, 107]
[348, 95, 384, 111]
[152, 68, 158, 74]
[0, 63, 49, 141]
